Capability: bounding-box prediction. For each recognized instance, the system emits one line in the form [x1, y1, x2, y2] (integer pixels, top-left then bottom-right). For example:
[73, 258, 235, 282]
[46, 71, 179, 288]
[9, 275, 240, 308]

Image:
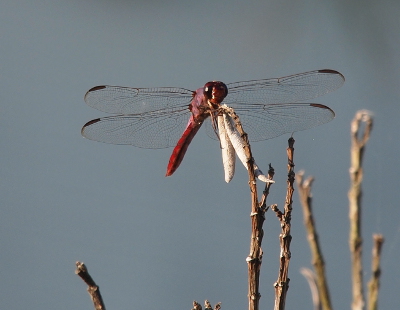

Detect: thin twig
[259, 164, 275, 210]
[300, 268, 321, 310]
[348, 110, 373, 310]
[367, 234, 384, 310]
[297, 172, 332, 310]
[224, 106, 269, 310]
[75, 261, 106, 310]
[272, 137, 295, 310]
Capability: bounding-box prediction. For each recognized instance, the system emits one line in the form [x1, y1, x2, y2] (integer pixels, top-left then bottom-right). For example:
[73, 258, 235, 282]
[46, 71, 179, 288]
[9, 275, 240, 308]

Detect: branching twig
[367, 234, 384, 310]
[225, 107, 260, 309]
[259, 164, 275, 210]
[75, 261, 106, 310]
[224, 106, 272, 310]
[272, 137, 295, 310]
[297, 172, 332, 310]
[348, 110, 373, 310]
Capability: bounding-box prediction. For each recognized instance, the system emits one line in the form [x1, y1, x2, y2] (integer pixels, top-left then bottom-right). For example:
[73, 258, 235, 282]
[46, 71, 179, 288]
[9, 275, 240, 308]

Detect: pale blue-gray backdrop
[2, 1, 399, 309]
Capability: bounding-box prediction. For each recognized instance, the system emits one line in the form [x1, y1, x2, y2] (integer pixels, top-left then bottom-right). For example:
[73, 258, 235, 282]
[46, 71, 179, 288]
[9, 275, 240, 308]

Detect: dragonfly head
[204, 81, 228, 106]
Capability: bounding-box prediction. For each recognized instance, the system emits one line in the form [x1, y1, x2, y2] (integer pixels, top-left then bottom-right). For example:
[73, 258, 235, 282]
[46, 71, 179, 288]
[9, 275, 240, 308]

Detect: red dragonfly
[81, 69, 344, 176]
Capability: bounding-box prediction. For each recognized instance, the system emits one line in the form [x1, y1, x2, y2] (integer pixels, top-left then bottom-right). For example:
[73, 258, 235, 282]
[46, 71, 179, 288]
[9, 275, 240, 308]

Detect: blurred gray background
[1, 0, 399, 309]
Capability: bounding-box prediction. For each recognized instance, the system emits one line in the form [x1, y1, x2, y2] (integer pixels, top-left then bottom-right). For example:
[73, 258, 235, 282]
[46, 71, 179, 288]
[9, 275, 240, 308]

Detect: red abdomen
[166, 116, 202, 176]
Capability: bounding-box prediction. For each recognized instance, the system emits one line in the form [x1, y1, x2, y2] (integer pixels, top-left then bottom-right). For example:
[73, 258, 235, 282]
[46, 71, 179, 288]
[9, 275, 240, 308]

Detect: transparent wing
[81, 108, 195, 148]
[84, 85, 194, 114]
[82, 69, 343, 147]
[205, 103, 335, 141]
[225, 69, 344, 107]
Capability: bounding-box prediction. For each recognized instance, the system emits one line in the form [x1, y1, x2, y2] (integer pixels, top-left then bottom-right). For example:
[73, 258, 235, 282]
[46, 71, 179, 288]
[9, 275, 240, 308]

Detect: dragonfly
[81, 69, 344, 178]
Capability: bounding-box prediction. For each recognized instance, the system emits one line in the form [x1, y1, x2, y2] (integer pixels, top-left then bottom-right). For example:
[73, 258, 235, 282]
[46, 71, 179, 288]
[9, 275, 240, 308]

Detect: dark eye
[203, 82, 214, 98]
[203, 81, 228, 101]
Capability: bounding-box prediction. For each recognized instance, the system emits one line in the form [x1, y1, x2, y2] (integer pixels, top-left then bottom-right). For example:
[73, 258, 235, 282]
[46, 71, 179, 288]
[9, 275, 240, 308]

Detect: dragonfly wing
[225, 69, 344, 106]
[81, 108, 191, 148]
[84, 85, 194, 114]
[231, 103, 335, 142]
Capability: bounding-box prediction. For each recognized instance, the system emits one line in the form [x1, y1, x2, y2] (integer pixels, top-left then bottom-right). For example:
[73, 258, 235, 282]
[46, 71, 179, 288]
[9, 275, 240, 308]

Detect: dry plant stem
[198, 300, 221, 310]
[300, 268, 321, 310]
[259, 164, 275, 209]
[224, 107, 267, 310]
[192, 301, 203, 310]
[271, 137, 295, 310]
[297, 173, 332, 310]
[75, 261, 106, 310]
[348, 110, 373, 310]
[367, 234, 384, 310]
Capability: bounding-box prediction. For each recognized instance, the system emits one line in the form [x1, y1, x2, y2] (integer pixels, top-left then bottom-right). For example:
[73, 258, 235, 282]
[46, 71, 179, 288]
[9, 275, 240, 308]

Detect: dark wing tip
[88, 85, 107, 92]
[84, 85, 107, 101]
[318, 69, 345, 81]
[81, 118, 101, 135]
[310, 103, 336, 117]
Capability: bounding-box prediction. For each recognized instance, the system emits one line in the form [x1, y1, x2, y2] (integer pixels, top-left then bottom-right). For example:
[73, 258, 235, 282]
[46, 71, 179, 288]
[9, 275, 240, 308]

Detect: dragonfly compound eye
[203, 81, 228, 104]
